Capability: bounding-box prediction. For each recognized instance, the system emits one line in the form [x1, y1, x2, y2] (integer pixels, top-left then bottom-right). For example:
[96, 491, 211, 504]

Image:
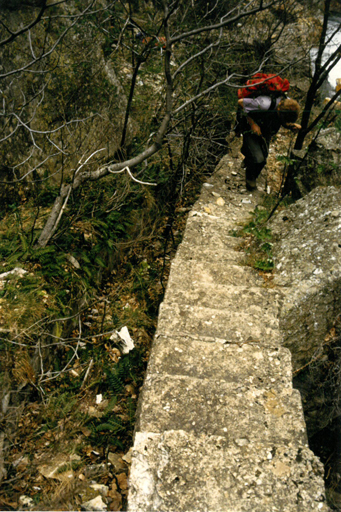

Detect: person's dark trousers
[241, 132, 269, 181]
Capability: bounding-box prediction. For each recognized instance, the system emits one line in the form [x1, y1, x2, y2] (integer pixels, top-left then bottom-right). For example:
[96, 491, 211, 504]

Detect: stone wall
[270, 186, 341, 372]
[127, 154, 329, 512]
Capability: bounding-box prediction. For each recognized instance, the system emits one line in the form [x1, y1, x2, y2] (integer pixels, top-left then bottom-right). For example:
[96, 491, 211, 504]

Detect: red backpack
[238, 73, 290, 99]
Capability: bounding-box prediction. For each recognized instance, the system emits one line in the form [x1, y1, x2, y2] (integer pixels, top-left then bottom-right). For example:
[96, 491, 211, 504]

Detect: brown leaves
[105, 344, 122, 363]
[108, 482, 122, 511]
[12, 352, 36, 386]
[116, 473, 128, 492]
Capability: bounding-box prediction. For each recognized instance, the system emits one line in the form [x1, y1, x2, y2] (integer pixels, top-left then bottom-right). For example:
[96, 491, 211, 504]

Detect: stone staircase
[127, 154, 328, 512]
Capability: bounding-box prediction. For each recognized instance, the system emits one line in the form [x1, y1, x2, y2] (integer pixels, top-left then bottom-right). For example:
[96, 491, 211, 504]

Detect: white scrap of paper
[115, 326, 135, 354]
[0, 267, 27, 280]
[96, 394, 103, 404]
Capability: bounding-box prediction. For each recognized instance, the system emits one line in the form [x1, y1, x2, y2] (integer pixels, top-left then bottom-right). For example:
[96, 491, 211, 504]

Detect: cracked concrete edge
[147, 334, 294, 386]
[127, 430, 329, 512]
[156, 301, 283, 346]
[136, 373, 309, 445]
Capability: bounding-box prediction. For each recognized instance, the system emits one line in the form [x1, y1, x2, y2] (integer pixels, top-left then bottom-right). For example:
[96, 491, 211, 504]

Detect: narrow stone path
[127, 154, 328, 512]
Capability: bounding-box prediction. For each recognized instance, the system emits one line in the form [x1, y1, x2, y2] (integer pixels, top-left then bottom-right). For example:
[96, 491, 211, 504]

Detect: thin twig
[81, 358, 94, 389]
[108, 165, 157, 186]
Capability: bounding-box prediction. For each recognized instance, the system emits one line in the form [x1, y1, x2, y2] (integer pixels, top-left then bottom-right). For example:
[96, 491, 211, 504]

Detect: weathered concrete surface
[166, 259, 265, 287]
[175, 239, 246, 264]
[127, 154, 328, 511]
[269, 186, 341, 447]
[164, 283, 282, 315]
[157, 302, 282, 345]
[148, 335, 293, 386]
[129, 430, 325, 512]
[270, 186, 341, 371]
[137, 374, 307, 444]
[164, 263, 282, 313]
[181, 217, 245, 248]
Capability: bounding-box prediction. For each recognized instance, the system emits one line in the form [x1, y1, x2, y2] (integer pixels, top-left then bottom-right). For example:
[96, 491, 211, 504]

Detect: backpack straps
[269, 94, 287, 112]
[269, 96, 277, 112]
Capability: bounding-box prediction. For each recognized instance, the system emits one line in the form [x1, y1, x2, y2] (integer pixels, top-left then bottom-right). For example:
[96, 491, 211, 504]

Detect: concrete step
[187, 207, 250, 226]
[147, 334, 293, 388]
[199, 185, 263, 205]
[166, 260, 264, 288]
[164, 270, 283, 316]
[136, 373, 308, 446]
[128, 430, 327, 512]
[191, 189, 258, 219]
[175, 239, 245, 265]
[157, 302, 282, 346]
[199, 182, 251, 203]
[181, 215, 246, 249]
[194, 195, 259, 214]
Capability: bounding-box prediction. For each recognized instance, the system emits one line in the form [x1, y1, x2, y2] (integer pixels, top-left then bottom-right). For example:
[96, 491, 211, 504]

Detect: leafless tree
[22, 0, 290, 247]
[2, 0, 337, 247]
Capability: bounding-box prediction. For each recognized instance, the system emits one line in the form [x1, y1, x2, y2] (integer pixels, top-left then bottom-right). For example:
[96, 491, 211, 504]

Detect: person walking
[237, 95, 301, 191]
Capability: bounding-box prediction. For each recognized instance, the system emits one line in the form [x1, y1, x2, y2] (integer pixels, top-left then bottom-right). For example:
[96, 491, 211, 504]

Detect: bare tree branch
[0, 0, 48, 48]
[0, 1, 95, 79]
[169, 0, 279, 45]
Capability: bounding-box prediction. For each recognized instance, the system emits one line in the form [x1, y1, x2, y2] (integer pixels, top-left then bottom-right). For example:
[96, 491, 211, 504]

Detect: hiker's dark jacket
[240, 95, 283, 140]
[238, 95, 287, 170]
